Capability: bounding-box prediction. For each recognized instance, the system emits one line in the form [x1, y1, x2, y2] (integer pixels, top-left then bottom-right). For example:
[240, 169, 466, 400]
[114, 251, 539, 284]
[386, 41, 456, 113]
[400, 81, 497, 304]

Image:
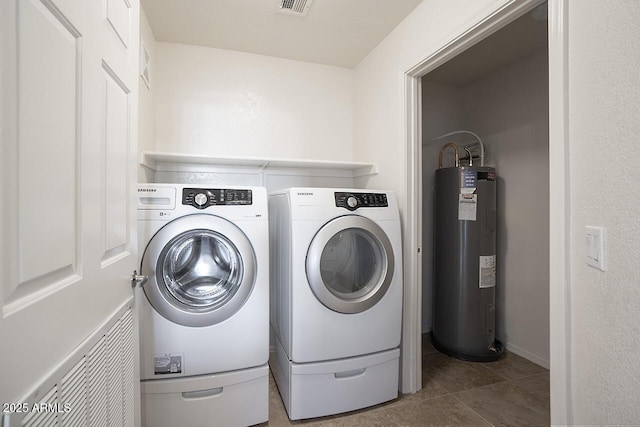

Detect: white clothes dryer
[268, 188, 403, 420]
[137, 184, 268, 427]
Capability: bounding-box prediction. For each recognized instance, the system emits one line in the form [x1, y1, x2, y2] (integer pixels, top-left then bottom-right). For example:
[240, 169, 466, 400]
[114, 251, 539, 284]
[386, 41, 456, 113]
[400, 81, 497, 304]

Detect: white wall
[153, 43, 354, 161]
[355, 0, 640, 423]
[568, 1, 640, 423]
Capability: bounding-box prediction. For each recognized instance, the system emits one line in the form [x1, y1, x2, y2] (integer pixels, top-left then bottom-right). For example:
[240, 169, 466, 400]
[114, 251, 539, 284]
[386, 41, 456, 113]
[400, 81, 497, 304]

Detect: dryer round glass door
[141, 214, 256, 327]
[306, 215, 394, 314]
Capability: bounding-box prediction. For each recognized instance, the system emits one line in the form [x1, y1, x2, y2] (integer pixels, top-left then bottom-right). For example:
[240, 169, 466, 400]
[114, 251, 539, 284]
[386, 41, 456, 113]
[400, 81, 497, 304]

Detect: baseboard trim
[504, 342, 550, 370]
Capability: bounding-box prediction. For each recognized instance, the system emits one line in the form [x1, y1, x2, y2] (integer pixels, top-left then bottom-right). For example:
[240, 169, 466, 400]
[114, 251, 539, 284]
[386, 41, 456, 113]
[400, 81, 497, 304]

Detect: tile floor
[262, 334, 550, 426]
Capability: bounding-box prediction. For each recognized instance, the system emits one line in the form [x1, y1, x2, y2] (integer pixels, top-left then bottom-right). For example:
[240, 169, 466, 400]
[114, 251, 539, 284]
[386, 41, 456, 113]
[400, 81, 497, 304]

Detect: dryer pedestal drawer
[272, 344, 400, 420]
[141, 364, 268, 427]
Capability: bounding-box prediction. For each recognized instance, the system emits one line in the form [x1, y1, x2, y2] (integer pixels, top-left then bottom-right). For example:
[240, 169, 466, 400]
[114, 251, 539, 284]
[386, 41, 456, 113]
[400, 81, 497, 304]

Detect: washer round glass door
[141, 214, 256, 327]
[306, 215, 394, 314]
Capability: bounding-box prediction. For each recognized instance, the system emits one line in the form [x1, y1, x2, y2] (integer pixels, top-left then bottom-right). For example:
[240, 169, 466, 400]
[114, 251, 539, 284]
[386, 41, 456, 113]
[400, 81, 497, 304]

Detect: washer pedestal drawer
[141, 364, 268, 427]
[271, 340, 400, 421]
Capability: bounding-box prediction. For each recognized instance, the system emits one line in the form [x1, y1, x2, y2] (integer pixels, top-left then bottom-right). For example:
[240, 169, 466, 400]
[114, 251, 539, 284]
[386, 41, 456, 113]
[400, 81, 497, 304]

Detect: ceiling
[141, 0, 423, 69]
[424, 3, 548, 86]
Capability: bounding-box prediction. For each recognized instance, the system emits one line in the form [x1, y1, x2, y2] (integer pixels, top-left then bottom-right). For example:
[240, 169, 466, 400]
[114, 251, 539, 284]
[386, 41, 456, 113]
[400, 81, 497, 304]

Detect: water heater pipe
[431, 130, 485, 166]
[438, 143, 459, 169]
[464, 146, 473, 166]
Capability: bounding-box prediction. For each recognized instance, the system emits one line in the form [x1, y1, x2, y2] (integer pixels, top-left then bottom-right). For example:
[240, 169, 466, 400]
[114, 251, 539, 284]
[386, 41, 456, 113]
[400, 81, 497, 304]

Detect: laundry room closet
[421, 4, 550, 368]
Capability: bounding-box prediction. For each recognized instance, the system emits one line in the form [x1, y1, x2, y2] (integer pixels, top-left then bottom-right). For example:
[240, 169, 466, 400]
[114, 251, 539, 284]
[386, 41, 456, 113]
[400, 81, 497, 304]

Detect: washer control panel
[183, 188, 252, 209]
[335, 192, 388, 211]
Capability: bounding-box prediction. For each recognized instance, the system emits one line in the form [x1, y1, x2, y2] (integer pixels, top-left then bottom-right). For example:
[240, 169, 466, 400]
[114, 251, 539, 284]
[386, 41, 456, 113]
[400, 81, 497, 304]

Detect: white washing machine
[137, 184, 269, 427]
[268, 188, 403, 420]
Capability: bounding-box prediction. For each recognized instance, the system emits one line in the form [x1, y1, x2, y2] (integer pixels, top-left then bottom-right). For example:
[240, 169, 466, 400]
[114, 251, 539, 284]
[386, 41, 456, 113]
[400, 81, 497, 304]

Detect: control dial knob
[346, 196, 358, 209]
[194, 193, 208, 206]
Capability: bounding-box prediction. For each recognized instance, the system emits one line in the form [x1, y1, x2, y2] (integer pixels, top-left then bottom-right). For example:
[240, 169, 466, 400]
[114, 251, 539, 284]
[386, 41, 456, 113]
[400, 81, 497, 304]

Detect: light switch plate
[585, 226, 606, 271]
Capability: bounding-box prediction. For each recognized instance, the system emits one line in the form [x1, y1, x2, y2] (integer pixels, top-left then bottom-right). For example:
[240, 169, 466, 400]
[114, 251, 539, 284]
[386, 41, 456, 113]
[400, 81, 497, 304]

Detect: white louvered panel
[12, 304, 135, 427]
[22, 387, 58, 427]
[59, 357, 87, 427]
[105, 320, 124, 425]
[120, 309, 135, 427]
[87, 336, 109, 427]
[23, 411, 57, 427]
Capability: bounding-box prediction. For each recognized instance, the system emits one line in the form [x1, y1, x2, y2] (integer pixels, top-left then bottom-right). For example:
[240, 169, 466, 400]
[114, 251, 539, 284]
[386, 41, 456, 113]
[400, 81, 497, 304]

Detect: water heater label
[458, 193, 477, 221]
[479, 256, 496, 288]
[153, 353, 183, 375]
[461, 170, 477, 189]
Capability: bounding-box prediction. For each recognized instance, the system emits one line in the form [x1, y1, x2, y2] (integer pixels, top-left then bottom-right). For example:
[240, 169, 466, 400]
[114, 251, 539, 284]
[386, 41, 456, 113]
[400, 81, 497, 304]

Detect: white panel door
[0, 0, 140, 419]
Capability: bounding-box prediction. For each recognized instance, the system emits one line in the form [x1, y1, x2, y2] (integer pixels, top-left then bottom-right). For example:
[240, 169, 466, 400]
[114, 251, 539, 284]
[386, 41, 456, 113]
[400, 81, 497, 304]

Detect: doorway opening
[401, 0, 570, 422]
[421, 4, 549, 366]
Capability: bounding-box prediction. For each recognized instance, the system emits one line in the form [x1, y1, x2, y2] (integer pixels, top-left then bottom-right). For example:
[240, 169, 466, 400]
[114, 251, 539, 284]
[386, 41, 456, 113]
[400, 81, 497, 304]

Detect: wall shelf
[139, 151, 378, 178]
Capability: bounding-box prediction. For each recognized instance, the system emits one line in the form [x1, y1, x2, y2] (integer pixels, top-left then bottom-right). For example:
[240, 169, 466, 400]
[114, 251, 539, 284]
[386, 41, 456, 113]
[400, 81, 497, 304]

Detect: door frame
[401, 0, 571, 424]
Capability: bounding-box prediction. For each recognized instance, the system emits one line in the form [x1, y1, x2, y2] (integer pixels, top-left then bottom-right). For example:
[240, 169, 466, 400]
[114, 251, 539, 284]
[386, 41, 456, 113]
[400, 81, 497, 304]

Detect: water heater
[432, 143, 503, 361]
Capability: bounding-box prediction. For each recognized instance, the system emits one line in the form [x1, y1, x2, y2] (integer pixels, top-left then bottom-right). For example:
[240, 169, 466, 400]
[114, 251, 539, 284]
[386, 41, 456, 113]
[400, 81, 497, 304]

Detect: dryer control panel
[183, 188, 252, 209]
[335, 192, 388, 211]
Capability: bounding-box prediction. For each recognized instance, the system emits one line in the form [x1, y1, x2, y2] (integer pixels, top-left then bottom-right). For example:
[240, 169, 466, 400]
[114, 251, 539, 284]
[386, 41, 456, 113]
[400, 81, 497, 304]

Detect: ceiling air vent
[278, 0, 313, 17]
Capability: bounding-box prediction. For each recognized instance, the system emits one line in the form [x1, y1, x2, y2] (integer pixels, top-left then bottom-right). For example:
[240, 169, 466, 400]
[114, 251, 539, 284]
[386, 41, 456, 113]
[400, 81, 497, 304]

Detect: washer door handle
[131, 270, 148, 288]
